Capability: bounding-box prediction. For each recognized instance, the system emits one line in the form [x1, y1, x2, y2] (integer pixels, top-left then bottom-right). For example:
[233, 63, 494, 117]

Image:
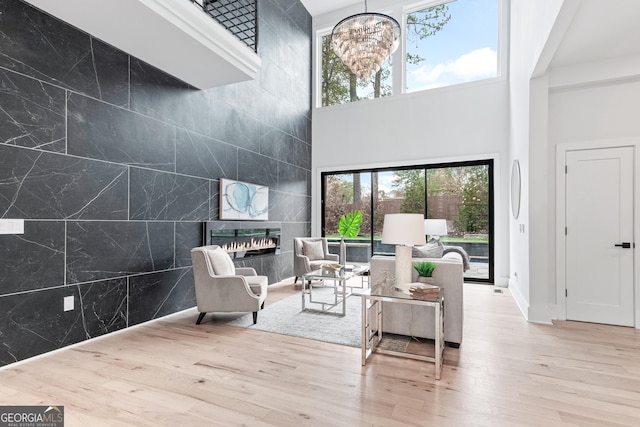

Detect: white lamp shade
[382, 214, 426, 246]
[424, 219, 448, 237]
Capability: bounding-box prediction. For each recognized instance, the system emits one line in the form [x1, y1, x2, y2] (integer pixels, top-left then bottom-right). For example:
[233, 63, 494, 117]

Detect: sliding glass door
[321, 160, 493, 283]
[426, 162, 492, 282]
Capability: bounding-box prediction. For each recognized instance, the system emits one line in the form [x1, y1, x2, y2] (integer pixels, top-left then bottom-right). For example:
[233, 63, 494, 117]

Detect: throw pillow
[412, 240, 444, 258]
[302, 240, 325, 261]
[207, 247, 235, 275]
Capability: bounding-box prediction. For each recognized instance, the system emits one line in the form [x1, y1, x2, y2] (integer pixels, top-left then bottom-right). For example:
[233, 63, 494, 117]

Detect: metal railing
[190, 0, 258, 52]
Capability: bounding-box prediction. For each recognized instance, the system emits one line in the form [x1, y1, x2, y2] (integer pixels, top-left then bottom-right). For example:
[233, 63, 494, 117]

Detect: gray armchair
[191, 245, 268, 325]
[293, 237, 339, 283]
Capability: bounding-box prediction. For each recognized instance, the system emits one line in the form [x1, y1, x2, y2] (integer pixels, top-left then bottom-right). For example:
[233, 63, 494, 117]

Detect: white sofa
[369, 253, 464, 347]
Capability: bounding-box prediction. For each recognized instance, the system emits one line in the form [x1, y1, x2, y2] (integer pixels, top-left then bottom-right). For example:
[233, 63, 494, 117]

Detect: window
[322, 160, 494, 282]
[320, 34, 393, 107]
[318, 0, 500, 107]
[406, 0, 498, 93]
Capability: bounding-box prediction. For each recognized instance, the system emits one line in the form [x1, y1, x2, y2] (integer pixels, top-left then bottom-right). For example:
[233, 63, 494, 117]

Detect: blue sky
[406, 0, 498, 91]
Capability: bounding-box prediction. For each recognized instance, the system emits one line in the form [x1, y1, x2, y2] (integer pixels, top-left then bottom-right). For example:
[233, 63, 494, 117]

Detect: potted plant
[413, 261, 437, 285]
[337, 210, 362, 266]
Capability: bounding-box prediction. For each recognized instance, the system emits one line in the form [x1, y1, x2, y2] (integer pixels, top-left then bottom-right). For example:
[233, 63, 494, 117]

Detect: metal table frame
[301, 266, 369, 316]
[361, 286, 444, 380]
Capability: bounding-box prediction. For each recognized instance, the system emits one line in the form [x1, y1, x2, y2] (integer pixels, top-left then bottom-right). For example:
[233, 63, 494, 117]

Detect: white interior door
[565, 147, 634, 326]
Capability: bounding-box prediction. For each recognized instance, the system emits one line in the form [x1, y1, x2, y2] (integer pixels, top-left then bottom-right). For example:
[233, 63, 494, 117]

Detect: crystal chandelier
[331, 0, 401, 80]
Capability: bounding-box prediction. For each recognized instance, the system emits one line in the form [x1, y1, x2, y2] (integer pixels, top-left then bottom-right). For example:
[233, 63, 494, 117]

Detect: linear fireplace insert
[204, 221, 281, 259]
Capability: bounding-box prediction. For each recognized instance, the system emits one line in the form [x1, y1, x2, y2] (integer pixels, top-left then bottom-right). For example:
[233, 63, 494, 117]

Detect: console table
[361, 284, 444, 380]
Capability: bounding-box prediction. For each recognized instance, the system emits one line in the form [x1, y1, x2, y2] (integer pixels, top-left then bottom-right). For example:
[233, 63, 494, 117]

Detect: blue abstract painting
[219, 179, 269, 220]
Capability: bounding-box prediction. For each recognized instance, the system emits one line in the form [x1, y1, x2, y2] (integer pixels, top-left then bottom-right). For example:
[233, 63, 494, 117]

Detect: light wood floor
[1, 282, 640, 426]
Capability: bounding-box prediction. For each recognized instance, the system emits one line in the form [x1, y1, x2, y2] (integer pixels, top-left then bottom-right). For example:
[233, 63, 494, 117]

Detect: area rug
[227, 289, 410, 350]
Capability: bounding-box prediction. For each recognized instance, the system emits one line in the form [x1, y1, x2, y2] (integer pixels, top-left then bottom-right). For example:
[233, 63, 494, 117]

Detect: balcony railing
[190, 0, 258, 52]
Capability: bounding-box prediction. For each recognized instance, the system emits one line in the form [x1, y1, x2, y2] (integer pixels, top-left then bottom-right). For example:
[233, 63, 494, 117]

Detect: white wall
[312, 78, 511, 284]
[513, 0, 640, 324]
[508, 0, 568, 321]
[548, 60, 640, 326]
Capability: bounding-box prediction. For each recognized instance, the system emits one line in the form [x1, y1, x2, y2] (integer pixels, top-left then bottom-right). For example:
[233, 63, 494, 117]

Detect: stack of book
[408, 283, 440, 300]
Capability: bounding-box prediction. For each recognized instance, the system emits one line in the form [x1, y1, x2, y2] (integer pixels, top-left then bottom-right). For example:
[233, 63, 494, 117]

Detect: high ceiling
[301, 0, 640, 69]
[299, 0, 361, 17]
[550, 0, 640, 68]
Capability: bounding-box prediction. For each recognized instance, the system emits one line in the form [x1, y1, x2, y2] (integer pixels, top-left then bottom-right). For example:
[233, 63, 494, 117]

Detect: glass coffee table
[361, 282, 444, 380]
[301, 265, 369, 316]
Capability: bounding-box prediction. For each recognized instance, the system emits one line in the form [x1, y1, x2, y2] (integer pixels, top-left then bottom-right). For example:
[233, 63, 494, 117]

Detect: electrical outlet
[63, 296, 74, 312]
[0, 219, 24, 235]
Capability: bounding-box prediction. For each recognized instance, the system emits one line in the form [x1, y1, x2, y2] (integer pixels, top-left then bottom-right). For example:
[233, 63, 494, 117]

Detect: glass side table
[361, 282, 444, 380]
[301, 265, 369, 316]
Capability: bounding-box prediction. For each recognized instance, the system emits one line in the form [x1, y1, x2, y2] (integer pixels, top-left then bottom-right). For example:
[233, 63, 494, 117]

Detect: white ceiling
[302, 0, 640, 69]
[300, 0, 362, 17]
[551, 0, 640, 67]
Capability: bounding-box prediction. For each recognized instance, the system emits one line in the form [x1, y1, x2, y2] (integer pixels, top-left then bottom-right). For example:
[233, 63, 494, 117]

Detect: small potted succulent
[413, 261, 437, 285]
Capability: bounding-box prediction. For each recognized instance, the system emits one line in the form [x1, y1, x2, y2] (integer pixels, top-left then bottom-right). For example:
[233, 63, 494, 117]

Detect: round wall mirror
[511, 160, 521, 219]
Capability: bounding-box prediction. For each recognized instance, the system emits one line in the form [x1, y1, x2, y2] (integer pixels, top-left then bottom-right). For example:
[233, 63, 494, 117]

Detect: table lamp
[382, 214, 426, 286]
[424, 219, 448, 241]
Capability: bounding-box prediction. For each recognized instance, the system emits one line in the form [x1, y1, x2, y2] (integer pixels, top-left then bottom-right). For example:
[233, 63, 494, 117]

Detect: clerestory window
[318, 0, 500, 108]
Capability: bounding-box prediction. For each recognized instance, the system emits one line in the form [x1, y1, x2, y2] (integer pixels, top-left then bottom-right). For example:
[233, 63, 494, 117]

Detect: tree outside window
[320, 0, 499, 106]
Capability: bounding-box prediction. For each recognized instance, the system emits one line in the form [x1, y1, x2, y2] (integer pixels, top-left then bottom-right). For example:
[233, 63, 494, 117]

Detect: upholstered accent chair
[293, 237, 339, 283]
[191, 245, 268, 325]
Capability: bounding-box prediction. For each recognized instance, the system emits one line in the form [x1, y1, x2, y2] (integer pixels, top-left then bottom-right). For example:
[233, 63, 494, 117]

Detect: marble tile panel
[175, 128, 237, 180]
[0, 145, 128, 219]
[293, 194, 311, 223]
[293, 138, 311, 171]
[256, 22, 281, 68]
[175, 222, 204, 268]
[66, 221, 174, 284]
[260, 125, 294, 164]
[282, 104, 310, 142]
[281, 221, 310, 253]
[270, 191, 309, 223]
[0, 1, 128, 104]
[0, 220, 64, 294]
[266, 189, 287, 222]
[286, 2, 312, 36]
[0, 69, 65, 152]
[278, 162, 307, 195]
[237, 150, 279, 189]
[209, 180, 219, 220]
[0, 287, 80, 366]
[128, 268, 195, 326]
[67, 94, 176, 172]
[76, 278, 128, 337]
[225, 110, 260, 153]
[207, 82, 238, 107]
[130, 59, 210, 136]
[129, 168, 209, 221]
[259, 58, 287, 99]
[89, 37, 130, 107]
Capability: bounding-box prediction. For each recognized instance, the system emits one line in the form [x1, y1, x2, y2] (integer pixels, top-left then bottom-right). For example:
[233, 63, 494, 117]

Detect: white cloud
[408, 47, 497, 91]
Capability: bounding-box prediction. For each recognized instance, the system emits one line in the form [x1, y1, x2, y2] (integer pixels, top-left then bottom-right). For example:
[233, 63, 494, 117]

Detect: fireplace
[204, 221, 281, 259]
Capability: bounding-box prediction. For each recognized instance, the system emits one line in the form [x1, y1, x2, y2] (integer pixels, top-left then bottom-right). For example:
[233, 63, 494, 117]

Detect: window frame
[314, 0, 506, 109]
[320, 159, 495, 283]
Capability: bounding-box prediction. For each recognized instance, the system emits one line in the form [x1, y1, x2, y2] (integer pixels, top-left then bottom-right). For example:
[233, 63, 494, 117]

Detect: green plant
[413, 261, 437, 277]
[338, 210, 362, 238]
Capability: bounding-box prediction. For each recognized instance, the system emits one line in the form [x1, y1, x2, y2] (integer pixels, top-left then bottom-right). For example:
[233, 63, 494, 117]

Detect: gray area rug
[228, 289, 410, 350]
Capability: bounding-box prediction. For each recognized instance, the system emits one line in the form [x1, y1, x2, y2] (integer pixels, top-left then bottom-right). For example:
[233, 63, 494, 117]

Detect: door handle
[614, 242, 632, 249]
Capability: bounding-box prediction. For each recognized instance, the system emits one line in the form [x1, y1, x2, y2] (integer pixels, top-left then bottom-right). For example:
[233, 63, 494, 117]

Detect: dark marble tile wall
[0, 0, 311, 367]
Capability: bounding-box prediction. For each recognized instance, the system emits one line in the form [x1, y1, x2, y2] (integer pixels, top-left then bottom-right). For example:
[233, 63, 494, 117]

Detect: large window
[321, 160, 493, 282]
[319, 0, 500, 107]
[406, 0, 498, 92]
[320, 34, 393, 107]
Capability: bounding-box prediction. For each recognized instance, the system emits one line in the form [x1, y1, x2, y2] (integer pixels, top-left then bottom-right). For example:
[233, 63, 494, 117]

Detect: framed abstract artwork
[219, 179, 269, 220]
